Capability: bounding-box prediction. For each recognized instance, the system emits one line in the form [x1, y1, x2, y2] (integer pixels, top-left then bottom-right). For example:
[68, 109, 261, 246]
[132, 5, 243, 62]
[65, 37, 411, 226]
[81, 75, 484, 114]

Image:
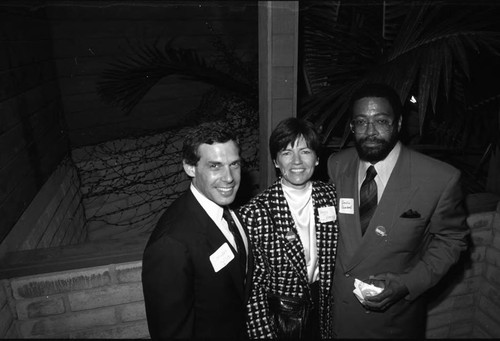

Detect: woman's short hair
[269, 117, 320, 161]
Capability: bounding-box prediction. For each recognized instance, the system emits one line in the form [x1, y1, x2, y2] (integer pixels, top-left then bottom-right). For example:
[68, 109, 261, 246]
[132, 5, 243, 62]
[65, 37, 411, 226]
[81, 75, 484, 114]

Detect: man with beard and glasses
[327, 83, 469, 338]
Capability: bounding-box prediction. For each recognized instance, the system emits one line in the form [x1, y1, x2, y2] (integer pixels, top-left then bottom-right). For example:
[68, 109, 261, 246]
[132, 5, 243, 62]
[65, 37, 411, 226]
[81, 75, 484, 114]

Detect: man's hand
[363, 273, 409, 311]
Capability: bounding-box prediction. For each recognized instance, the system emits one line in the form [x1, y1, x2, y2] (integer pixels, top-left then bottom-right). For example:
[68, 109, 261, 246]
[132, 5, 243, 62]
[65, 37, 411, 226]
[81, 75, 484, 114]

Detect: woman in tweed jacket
[239, 118, 338, 339]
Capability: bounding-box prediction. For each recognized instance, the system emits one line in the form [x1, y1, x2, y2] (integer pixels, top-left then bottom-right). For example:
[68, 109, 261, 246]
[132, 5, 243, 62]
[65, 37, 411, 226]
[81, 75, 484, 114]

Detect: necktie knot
[365, 165, 377, 182]
[223, 208, 236, 231]
[223, 207, 231, 222]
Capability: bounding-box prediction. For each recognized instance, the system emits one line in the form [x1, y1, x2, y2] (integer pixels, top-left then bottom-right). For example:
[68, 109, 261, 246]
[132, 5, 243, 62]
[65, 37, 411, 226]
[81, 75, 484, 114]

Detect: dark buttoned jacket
[142, 189, 252, 339]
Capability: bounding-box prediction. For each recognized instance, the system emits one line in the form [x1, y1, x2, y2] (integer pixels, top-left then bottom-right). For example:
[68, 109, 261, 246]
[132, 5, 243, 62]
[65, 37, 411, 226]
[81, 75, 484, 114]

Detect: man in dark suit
[327, 83, 469, 338]
[142, 122, 251, 339]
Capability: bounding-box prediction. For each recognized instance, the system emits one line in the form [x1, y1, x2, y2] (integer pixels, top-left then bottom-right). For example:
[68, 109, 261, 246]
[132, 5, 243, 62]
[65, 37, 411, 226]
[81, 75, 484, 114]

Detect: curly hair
[349, 83, 404, 121]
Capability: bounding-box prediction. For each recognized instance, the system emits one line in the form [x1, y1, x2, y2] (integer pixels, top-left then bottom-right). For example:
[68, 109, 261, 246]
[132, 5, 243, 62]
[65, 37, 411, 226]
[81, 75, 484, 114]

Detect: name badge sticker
[339, 198, 354, 214]
[209, 242, 235, 273]
[318, 206, 337, 223]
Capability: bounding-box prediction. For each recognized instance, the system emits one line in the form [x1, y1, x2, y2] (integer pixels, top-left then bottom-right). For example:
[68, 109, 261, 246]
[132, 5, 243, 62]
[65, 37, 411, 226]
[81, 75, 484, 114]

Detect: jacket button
[345, 273, 350, 277]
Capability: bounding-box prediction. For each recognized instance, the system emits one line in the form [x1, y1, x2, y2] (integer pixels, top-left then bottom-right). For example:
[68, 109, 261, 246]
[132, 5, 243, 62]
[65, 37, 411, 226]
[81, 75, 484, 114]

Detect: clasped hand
[363, 273, 409, 311]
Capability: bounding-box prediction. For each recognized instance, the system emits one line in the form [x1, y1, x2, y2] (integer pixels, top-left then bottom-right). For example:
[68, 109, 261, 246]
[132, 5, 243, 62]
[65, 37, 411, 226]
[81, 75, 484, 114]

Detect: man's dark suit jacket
[142, 189, 252, 339]
[327, 145, 469, 339]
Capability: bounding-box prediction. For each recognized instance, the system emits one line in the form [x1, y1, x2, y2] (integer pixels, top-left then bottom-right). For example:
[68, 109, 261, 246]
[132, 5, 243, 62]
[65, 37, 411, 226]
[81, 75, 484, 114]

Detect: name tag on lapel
[339, 198, 354, 214]
[318, 206, 336, 223]
[209, 242, 234, 273]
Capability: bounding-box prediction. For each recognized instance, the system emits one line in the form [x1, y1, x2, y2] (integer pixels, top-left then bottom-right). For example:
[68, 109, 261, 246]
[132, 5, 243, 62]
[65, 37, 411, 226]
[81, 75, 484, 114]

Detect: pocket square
[400, 209, 421, 218]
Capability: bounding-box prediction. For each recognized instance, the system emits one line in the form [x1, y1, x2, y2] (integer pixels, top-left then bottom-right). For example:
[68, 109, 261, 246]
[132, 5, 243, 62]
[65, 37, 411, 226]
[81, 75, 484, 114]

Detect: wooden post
[258, 1, 299, 190]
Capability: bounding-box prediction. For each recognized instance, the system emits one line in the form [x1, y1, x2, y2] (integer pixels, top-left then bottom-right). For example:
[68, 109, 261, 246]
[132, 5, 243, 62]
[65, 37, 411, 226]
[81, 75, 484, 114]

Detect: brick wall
[472, 203, 500, 337]
[426, 197, 500, 338]
[1, 195, 498, 339]
[0, 278, 17, 338]
[2, 261, 148, 338]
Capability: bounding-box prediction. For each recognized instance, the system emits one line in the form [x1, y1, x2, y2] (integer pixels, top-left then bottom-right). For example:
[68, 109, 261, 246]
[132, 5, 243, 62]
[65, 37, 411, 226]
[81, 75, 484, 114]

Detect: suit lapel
[375, 146, 417, 227]
[336, 153, 363, 269]
[187, 191, 246, 298]
[347, 146, 418, 269]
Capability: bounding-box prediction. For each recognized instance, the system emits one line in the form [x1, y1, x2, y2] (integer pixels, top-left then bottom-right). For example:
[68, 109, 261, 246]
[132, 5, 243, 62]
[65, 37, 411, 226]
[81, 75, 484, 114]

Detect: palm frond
[382, 1, 407, 48]
[300, 1, 500, 145]
[96, 39, 255, 114]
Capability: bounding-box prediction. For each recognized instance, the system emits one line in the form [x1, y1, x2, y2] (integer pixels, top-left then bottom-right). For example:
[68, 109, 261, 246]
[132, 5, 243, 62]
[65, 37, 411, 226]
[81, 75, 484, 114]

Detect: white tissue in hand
[353, 278, 384, 304]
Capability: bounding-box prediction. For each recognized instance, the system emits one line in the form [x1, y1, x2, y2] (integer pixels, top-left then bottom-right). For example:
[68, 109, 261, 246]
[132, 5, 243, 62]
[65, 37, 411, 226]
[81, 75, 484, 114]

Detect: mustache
[359, 136, 386, 144]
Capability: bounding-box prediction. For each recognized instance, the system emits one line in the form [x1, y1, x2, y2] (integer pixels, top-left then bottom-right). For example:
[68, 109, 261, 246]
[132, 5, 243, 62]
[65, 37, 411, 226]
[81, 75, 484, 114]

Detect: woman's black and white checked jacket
[239, 179, 339, 339]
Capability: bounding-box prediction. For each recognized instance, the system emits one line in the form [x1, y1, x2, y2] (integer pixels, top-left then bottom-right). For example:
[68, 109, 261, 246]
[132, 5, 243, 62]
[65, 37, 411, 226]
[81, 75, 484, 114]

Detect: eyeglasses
[350, 118, 394, 134]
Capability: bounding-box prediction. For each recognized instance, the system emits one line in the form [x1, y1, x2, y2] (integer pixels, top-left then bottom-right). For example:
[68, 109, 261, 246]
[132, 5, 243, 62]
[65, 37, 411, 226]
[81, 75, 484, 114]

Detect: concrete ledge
[0, 235, 148, 280]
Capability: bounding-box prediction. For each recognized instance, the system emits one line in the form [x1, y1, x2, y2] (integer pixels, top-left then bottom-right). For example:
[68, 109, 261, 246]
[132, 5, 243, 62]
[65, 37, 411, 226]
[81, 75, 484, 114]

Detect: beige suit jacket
[328, 145, 468, 338]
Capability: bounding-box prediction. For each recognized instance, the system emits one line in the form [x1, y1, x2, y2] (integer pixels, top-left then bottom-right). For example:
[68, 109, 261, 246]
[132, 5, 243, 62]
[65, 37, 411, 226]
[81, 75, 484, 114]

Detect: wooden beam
[258, 1, 299, 189]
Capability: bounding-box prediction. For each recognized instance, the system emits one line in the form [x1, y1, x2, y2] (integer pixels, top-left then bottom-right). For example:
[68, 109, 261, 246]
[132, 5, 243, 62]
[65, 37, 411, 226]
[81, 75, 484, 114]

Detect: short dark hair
[269, 117, 321, 161]
[182, 121, 240, 166]
[350, 83, 403, 121]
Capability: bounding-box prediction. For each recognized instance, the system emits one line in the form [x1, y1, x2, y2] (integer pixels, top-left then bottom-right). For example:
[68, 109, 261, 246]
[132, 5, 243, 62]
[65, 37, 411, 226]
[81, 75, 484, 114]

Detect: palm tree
[96, 2, 500, 192]
[299, 0, 500, 153]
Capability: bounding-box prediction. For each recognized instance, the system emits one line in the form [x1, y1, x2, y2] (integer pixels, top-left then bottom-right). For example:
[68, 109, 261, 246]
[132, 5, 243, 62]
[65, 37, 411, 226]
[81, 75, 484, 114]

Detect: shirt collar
[190, 183, 224, 223]
[359, 141, 401, 186]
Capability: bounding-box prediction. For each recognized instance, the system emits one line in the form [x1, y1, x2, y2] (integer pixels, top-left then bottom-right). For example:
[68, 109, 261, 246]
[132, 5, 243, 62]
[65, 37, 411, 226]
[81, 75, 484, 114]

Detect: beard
[355, 131, 399, 163]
